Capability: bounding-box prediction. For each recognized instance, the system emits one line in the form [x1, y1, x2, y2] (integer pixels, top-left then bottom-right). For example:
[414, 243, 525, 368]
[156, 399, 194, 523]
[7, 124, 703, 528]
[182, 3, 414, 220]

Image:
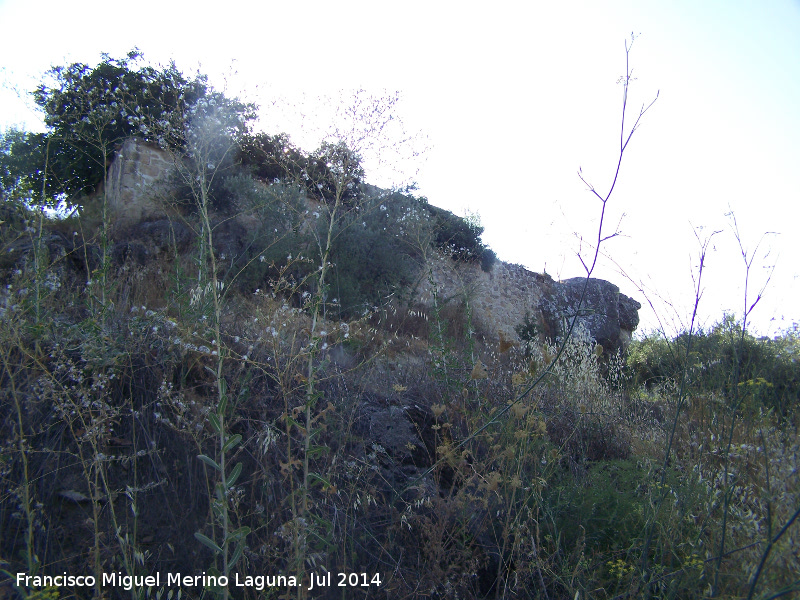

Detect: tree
[238, 133, 366, 206]
[9, 50, 254, 204]
[0, 129, 45, 203]
[306, 140, 365, 206]
[238, 131, 307, 183]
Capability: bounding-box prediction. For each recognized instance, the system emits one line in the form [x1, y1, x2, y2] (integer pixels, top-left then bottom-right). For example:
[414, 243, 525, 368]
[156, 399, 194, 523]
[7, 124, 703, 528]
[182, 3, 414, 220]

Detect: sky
[1, 0, 799, 337]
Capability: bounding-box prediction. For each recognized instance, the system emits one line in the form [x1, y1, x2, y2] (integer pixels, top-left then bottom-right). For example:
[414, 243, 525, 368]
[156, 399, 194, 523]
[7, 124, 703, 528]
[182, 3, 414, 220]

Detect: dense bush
[426, 203, 496, 271]
[0, 129, 46, 203]
[547, 460, 651, 555]
[238, 132, 306, 184]
[326, 192, 427, 318]
[239, 133, 365, 206]
[628, 316, 800, 417]
[222, 176, 310, 289]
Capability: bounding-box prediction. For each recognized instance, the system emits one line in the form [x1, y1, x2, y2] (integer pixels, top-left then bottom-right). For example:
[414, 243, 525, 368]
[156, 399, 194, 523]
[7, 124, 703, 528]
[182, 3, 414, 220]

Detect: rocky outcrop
[541, 277, 642, 353]
[414, 252, 640, 353]
[101, 138, 641, 351]
[126, 219, 192, 253]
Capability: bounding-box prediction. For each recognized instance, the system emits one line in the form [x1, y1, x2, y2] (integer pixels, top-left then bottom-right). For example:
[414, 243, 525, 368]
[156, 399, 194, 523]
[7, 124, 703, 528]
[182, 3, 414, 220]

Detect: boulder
[4, 231, 101, 273]
[541, 277, 641, 353]
[111, 242, 148, 266]
[353, 403, 430, 467]
[127, 219, 192, 253]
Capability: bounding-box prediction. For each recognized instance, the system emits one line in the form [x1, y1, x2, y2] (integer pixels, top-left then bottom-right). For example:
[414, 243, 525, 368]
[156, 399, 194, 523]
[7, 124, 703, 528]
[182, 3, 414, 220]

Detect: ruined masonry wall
[106, 138, 173, 227]
[413, 251, 553, 343]
[102, 139, 639, 349]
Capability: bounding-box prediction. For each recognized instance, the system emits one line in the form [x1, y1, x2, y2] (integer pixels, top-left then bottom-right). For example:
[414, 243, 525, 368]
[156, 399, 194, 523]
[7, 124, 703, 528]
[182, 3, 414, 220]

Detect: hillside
[1, 53, 798, 600]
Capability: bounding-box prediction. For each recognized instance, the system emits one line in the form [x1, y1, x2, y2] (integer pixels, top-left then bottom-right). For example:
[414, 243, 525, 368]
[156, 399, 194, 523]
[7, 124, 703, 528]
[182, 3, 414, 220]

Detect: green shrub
[515, 310, 539, 357]
[222, 177, 310, 290]
[327, 193, 423, 318]
[239, 133, 365, 206]
[0, 51, 255, 209]
[547, 460, 649, 555]
[627, 316, 800, 417]
[238, 132, 306, 183]
[544, 458, 705, 593]
[425, 203, 495, 271]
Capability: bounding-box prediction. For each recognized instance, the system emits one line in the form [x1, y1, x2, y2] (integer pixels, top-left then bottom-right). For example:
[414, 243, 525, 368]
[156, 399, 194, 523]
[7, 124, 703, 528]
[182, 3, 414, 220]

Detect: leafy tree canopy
[2, 50, 255, 204]
[0, 128, 46, 203]
[239, 133, 365, 206]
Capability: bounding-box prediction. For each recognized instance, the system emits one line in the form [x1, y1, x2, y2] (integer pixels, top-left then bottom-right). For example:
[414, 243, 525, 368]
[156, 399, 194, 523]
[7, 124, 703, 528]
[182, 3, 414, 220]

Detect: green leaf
[208, 413, 222, 433]
[205, 567, 223, 588]
[227, 526, 251, 541]
[308, 472, 331, 487]
[307, 444, 329, 458]
[197, 454, 220, 471]
[214, 483, 225, 502]
[226, 462, 242, 488]
[227, 542, 244, 571]
[222, 434, 242, 454]
[194, 532, 222, 555]
[218, 393, 228, 415]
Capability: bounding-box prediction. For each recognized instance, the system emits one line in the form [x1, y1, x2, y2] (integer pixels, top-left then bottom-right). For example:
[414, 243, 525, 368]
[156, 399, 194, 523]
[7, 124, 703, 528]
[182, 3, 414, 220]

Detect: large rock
[541, 277, 641, 353]
[126, 219, 192, 253]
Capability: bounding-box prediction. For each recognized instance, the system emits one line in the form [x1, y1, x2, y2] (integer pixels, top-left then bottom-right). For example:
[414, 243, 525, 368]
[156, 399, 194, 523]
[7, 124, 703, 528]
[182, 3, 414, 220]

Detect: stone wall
[413, 251, 640, 353]
[106, 138, 173, 227]
[102, 138, 641, 350]
[414, 251, 552, 343]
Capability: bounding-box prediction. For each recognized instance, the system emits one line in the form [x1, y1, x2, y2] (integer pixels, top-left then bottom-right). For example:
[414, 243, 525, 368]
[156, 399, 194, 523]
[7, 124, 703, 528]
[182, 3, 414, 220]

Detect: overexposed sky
[1, 0, 798, 336]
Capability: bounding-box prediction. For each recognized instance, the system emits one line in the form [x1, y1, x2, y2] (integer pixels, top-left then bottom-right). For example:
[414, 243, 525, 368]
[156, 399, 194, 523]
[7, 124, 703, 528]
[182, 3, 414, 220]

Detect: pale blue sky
[1, 0, 798, 336]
